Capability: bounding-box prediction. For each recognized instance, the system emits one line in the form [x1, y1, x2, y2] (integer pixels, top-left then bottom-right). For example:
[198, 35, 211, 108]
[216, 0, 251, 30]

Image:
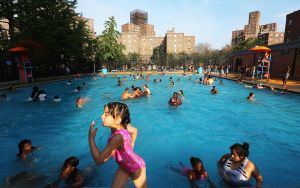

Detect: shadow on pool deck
[1, 71, 300, 94]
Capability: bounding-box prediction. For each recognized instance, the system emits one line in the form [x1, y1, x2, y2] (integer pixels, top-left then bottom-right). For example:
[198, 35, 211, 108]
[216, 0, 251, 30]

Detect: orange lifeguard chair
[17, 56, 33, 83]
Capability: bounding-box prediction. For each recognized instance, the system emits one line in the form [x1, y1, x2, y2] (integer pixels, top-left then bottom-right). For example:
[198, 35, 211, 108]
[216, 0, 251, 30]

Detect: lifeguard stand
[17, 56, 33, 82]
[256, 54, 271, 80]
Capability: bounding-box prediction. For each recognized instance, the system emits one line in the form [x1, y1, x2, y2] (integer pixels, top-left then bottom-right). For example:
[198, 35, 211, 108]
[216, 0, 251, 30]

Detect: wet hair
[54, 95, 60, 99]
[144, 84, 148, 89]
[179, 90, 184, 96]
[104, 102, 131, 128]
[63, 156, 79, 168]
[249, 92, 254, 97]
[31, 86, 39, 98]
[125, 87, 129, 91]
[190, 157, 205, 174]
[17, 139, 31, 156]
[230, 142, 250, 158]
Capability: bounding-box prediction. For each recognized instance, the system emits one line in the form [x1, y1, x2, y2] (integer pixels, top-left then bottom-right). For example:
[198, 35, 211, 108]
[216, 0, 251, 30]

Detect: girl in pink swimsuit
[89, 102, 147, 188]
[181, 157, 215, 188]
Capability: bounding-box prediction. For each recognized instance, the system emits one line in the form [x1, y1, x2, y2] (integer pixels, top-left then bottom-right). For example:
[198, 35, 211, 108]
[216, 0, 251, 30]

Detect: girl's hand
[89, 121, 98, 139]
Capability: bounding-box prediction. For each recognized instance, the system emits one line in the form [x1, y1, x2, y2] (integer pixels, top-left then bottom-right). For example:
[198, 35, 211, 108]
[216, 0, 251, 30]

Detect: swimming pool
[0, 75, 300, 187]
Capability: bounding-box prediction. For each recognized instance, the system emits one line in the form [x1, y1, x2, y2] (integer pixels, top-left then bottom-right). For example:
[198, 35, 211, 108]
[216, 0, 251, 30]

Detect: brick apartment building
[230, 10, 300, 79]
[232, 11, 284, 47]
[118, 10, 195, 63]
[284, 10, 300, 42]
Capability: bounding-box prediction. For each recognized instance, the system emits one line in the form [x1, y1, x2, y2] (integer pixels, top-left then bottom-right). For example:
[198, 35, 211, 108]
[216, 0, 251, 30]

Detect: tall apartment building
[119, 10, 195, 63]
[284, 10, 300, 42]
[80, 16, 96, 37]
[231, 11, 284, 47]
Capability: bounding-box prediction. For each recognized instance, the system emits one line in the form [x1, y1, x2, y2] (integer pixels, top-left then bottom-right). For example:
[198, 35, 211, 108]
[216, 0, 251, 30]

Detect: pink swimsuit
[181, 167, 205, 180]
[108, 129, 146, 173]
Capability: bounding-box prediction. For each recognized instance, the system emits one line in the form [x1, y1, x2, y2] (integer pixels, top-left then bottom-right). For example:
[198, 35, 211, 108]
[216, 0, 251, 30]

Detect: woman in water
[218, 143, 263, 187]
[168, 92, 182, 106]
[88, 102, 147, 188]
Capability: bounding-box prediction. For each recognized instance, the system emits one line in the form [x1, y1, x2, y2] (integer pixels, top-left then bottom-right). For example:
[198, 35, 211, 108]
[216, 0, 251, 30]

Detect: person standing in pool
[121, 88, 134, 100]
[218, 143, 263, 187]
[89, 102, 147, 188]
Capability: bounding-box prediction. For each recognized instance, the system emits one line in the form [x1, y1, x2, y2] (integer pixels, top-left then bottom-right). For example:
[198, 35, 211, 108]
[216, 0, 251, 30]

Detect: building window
[288, 19, 292, 25]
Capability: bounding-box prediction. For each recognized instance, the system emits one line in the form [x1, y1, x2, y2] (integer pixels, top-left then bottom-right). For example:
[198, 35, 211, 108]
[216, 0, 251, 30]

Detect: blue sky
[76, 0, 300, 49]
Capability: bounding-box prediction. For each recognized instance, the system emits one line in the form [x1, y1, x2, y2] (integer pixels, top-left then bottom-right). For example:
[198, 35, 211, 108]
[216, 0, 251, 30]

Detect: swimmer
[143, 84, 151, 95]
[247, 92, 255, 100]
[219, 79, 224, 86]
[76, 97, 89, 108]
[38, 90, 47, 101]
[244, 85, 254, 88]
[255, 83, 264, 89]
[17, 139, 39, 160]
[168, 92, 182, 106]
[45, 156, 83, 188]
[74, 86, 81, 93]
[53, 95, 61, 102]
[29, 86, 40, 101]
[117, 78, 123, 86]
[210, 86, 218, 94]
[67, 79, 72, 85]
[218, 143, 263, 187]
[169, 81, 175, 87]
[180, 157, 215, 188]
[121, 88, 134, 100]
[178, 90, 184, 98]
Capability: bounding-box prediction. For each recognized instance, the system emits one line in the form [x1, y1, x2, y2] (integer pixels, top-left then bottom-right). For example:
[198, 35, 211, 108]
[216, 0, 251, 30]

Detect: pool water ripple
[0, 75, 300, 187]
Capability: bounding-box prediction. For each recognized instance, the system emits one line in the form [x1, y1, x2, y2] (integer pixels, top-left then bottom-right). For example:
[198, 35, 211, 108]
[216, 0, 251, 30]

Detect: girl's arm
[127, 124, 138, 148]
[88, 123, 123, 165]
[187, 173, 200, 188]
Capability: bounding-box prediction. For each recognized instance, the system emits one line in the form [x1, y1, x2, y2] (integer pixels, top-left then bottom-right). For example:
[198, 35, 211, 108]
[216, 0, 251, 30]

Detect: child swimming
[17, 139, 39, 160]
[45, 156, 83, 188]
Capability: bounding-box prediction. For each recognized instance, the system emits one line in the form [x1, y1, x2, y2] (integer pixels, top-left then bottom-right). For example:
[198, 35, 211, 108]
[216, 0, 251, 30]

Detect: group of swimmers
[121, 84, 151, 100]
[12, 100, 263, 188]
[3, 73, 270, 188]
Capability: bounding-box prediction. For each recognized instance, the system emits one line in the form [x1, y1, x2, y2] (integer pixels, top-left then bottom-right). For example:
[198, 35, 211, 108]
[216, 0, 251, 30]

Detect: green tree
[150, 44, 165, 68]
[233, 38, 265, 52]
[127, 52, 141, 68]
[96, 16, 124, 70]
[1, 0, 94, 73]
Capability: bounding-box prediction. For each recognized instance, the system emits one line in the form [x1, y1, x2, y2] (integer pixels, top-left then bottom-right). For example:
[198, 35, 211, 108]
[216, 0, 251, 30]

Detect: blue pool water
[0, 75, 300, 187]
